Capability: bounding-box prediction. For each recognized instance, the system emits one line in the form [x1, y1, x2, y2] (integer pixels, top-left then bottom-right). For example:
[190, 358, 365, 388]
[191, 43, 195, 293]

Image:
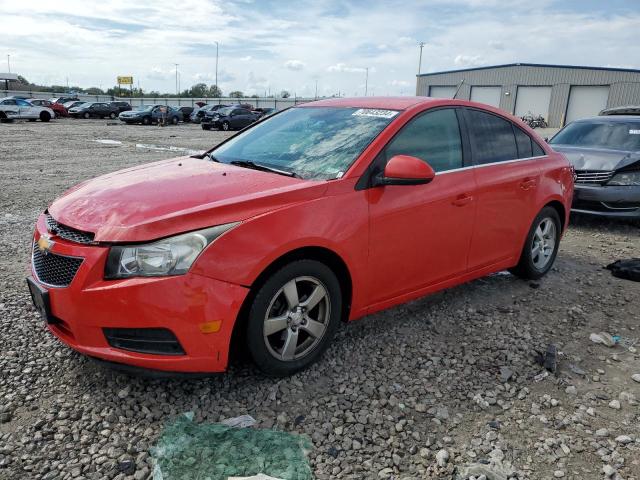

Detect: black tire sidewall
[142, 116, 151, 125]
[222, 121, 229, 131]
[40, 112, 51, 122]
[516, 207, 561, 279]
[246, 259, 342, 376]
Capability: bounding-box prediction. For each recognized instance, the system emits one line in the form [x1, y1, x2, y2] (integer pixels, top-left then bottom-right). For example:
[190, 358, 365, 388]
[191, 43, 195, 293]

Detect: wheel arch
[228, 246, 353, 360]
[545, 199, 566, 231]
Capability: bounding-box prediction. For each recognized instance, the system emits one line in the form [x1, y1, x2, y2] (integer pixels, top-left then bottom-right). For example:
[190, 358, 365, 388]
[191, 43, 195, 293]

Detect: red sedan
[27, 97, 573, 376]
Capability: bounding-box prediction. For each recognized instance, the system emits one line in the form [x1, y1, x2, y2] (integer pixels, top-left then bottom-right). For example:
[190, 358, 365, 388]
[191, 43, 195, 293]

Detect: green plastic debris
[151, 413, 313, 480]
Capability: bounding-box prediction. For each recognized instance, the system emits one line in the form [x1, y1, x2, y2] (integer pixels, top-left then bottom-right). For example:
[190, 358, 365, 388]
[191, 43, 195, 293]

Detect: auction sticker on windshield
[352, 109, 399, 119]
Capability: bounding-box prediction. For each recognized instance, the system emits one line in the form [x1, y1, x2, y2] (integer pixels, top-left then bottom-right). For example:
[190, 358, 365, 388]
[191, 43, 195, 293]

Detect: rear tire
[510, 206, 561, 280]
[202, 124, 211, 130]
[109, 112, 116, 119]
[83, 112, 90, 119]
[245, 260, 342, 376]
[171, 116, 179, 125]
[222, 121, 230, 131]
[142, 116, 151, 125]
[39, 112, 51, 122]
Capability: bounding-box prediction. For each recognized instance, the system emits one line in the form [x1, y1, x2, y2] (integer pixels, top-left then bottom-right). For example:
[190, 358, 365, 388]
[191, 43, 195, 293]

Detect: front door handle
[520, 178, 537, 190]
[452, 193, 473, 207]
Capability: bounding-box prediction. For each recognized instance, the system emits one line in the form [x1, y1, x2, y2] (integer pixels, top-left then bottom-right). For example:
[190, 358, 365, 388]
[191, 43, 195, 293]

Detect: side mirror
[543, 137, 549, 142]
[373, 155, 435, 186]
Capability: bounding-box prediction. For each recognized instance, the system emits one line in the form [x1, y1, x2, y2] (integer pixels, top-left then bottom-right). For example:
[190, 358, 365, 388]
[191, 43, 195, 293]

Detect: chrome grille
[574, 170, 615, 185]
[32, 243, 83, 287]
[45, 214, 95, 244]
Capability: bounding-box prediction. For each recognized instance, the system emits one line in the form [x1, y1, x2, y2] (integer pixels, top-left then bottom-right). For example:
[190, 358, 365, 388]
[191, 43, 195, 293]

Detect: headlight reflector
[105, 223, 238, 279]
[608, 171, 640, 186]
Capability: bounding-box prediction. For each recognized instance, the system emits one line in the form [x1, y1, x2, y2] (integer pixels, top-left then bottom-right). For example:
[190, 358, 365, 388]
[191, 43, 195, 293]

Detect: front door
[367, 108, 477, 305]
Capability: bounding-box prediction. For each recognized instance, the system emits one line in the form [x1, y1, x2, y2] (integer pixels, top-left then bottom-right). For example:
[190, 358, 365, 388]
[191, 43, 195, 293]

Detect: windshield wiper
[230, 160, 300, 178]
[208, 153, 220, 162]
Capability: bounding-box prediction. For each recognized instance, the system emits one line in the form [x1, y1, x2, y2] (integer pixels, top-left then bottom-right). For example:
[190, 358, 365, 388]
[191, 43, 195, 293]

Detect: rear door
[463, 108, 543, 271]
[367, 108, 477, 304]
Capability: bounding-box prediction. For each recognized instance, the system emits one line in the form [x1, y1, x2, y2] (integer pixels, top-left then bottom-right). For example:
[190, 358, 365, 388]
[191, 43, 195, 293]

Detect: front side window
[382, 108, 463, 173]
[211, 106, 397, 180]
[467, 109, 518, 164]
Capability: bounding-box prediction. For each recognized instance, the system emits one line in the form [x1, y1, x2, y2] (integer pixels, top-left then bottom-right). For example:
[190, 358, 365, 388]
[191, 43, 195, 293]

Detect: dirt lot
[0, 119, 639, 480]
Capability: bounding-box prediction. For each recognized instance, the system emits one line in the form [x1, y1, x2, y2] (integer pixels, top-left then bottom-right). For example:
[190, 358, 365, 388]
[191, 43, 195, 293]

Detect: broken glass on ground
[151, 413, 312, 480]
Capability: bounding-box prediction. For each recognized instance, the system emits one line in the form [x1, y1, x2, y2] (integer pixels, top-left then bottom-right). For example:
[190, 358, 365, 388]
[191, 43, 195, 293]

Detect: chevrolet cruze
[27, 97, 574, 376]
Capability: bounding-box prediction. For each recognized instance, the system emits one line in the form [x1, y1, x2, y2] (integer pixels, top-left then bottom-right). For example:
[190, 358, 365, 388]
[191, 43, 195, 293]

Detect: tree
[229, 90, 244, 98]
[208, 85, 222, 97]
[85, 87, 105, 95]
[280, 90, 291, 98]
[189, 83, 208, 97]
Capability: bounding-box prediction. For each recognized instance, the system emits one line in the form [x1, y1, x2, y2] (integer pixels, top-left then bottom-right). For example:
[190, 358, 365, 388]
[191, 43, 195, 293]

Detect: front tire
[39, 111, 51, 122]
[510, 206, 561, 280]
[83, 112, 90, 119]
[142, 116, 151, 125]
[246, 260, 342, 376]
[171, 116, 179, 125]
[222, 121, 230, 131]
[109, 112, 117, 119]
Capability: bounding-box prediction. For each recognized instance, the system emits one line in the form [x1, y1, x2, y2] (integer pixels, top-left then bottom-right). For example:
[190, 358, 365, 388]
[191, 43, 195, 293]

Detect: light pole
[364, 67, 369, 96]
[418, 42, 425, 75]
[314, 79, 318, 100]
[7, 54, 10, 73]
[215, 41, 219, 96]
[175, 63, 179, 96]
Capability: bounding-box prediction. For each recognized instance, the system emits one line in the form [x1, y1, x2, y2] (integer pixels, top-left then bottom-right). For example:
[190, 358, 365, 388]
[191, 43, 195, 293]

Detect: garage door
[470, 86, 502, 108]
[429, 86, 457, 99]
[514, 86, 552, 120]
[565, 86, 610, 123]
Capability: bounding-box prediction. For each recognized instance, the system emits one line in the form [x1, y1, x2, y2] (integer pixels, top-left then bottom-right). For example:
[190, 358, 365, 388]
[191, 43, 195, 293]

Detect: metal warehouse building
[415, 63, 640, 128]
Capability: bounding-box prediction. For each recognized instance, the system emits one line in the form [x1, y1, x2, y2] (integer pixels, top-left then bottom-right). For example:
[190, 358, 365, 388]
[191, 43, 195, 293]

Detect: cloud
[327, 63, 366, 73]
[284, 59, 305, 71]
[453, 54, 486, 67]
[389, 80, 411, 87]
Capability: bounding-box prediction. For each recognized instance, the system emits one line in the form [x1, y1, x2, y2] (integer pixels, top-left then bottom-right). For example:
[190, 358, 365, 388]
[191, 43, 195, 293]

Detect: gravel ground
[1, 119, 639, 480]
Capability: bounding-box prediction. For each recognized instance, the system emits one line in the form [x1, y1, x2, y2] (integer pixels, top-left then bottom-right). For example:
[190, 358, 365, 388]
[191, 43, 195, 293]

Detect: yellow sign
[117, 76, 133, 85]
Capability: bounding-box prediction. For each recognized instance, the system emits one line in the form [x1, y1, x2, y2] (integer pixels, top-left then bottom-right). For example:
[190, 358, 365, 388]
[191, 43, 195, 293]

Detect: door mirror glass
[375, 155, 435, 186]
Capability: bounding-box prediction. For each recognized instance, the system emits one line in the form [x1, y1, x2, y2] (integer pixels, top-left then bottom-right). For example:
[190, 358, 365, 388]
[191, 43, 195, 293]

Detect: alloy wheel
[263, 276, 330, 361]
[531, 217, 556, 269]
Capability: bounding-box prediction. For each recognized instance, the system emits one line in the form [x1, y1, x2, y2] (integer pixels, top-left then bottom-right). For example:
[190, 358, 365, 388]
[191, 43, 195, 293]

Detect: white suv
[0, 98, 55, 122]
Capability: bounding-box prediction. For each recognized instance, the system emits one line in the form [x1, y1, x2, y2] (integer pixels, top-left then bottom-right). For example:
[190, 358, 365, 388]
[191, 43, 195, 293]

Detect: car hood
[551, 145, 640, 171]
[48, 157, 325, 242]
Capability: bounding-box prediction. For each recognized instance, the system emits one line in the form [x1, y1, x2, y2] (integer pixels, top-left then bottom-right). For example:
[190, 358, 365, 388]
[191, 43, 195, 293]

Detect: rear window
[467, 109, 518, 164]
[550, 120, 640, 151]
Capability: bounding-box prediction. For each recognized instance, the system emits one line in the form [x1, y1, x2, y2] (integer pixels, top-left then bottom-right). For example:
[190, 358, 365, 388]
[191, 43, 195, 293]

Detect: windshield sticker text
[629, 129, 640, 135]
[352, 109, 399, 119]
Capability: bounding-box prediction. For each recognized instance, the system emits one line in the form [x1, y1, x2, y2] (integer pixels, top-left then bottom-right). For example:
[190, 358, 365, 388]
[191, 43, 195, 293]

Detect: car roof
[572, 115, 640, 123]
[298, 96, 454, 110]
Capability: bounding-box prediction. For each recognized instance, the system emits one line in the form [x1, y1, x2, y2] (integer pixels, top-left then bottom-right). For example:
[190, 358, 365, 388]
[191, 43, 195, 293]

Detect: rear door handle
[452, 193, 473, 207]
[520, 178, 537, 190]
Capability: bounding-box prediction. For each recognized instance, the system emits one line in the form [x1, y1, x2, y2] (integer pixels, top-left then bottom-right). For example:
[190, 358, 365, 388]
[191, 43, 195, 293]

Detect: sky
[2, 0, 640, 97]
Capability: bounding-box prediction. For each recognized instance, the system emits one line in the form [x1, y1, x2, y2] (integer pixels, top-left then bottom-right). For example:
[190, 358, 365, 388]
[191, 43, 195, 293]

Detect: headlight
[608, 171, 640, 186]
[104, 223, 238, 279]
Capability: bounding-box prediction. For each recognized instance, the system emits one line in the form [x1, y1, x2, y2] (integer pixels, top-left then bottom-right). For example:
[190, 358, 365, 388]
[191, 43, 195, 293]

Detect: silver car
[0, 97, 54, 122]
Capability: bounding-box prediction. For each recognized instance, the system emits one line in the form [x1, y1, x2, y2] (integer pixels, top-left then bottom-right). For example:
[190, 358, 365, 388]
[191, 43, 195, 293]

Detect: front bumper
[572, 184, 640, 218]
[29, 214, 249, 373]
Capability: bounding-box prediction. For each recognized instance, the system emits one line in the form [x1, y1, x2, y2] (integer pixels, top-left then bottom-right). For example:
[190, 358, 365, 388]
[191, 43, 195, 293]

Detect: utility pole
[314, 79, 318, 100]
[175, 63, 179, 96]
[6, 54, 10, 73]
[418, 42, 425, 75]
[364, 67, 369, 96]
[215, 41, 219, 95]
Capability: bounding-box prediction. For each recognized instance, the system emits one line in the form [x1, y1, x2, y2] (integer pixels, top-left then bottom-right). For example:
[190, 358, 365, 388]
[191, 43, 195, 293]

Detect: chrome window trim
[435, 155, 548, 176]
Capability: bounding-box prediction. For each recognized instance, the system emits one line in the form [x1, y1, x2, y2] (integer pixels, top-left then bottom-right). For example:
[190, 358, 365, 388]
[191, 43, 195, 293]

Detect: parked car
[27, 97, 573, 376]
[178, 106, 194, 122]
[253, 107, 276, 119]
[28, 99, 68, 118]
[110, 101, 132, 114]
[118, 104, 182, 125]
[63, 101, 85, 110]
[201, 106, 259, 131]
[49, 96, 79, 105]
[549, 115, 640, 218]
[0, 97, 54, 122]
[68, 102, 120, 119]
[190, 104, 230, 123]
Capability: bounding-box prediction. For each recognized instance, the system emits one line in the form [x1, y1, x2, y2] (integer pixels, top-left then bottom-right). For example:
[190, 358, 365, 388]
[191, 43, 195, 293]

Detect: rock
[554, 470, 565, 478]
[615, 435, 633, 445]
[608, 400, 621, 410]
[499, 366, 513, 383]
[565, 386, 577, 396]
[595, 428, 609, 437]
[117, 386, 130, 399]
[632, 374, 640, 383]
[435, 449, 449, 467]
[603, 464, 616, 477]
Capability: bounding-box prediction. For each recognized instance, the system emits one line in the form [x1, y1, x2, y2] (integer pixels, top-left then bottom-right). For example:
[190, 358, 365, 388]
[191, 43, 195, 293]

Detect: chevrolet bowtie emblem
[37, 234, 54, 255]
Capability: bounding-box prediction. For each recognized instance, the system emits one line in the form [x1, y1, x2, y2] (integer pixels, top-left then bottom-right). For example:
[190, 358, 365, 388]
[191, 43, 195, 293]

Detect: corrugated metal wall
[416, 65, 640, 127]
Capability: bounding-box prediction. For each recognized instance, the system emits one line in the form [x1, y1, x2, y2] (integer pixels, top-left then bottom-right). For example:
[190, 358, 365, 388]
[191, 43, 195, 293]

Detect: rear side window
[467, 109, 518, 164]
[514, 127, 533, 158]
[532, 141, 545, 157]
[383, 108, 463, 173]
